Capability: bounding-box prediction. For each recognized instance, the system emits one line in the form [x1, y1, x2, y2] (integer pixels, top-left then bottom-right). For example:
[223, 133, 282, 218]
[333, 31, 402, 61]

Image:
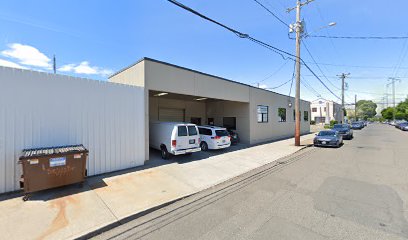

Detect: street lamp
[304, 22, 337, 38]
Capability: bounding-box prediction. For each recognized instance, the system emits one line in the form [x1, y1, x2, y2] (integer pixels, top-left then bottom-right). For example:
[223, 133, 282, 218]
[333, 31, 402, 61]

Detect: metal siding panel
[0, 67, 145, 193]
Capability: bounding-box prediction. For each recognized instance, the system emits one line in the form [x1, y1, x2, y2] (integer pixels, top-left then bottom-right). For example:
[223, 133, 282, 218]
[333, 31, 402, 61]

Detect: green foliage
[330, 120, 338, 126]
[381, 98, 408, 120]
[356, 100, 377, 120]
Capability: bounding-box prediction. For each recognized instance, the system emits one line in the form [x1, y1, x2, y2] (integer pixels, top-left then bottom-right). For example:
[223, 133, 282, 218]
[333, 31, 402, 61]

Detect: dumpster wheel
[22, 194, 30, 201]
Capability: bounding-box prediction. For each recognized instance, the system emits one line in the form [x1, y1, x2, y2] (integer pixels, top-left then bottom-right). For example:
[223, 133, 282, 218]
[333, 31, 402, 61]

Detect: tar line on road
[82, 146, 320, 240]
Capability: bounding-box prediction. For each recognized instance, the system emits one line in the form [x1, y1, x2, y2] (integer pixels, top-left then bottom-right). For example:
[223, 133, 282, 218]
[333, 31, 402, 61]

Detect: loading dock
[109, 57, 311, 161]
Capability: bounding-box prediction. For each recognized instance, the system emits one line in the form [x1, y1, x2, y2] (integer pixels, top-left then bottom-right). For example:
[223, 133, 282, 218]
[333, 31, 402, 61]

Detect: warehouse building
[109, 57, 311, 161]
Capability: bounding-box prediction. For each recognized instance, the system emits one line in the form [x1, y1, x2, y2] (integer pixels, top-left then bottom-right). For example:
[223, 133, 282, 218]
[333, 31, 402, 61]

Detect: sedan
[351, 122, 364, 130]
[314, 130, 343, 148]
[332, 124, 353, 140]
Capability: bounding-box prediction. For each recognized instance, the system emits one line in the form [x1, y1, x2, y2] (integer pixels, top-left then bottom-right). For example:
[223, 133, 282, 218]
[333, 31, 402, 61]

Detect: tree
[356, 100, 377, 120]
[381, 107, 394, 120]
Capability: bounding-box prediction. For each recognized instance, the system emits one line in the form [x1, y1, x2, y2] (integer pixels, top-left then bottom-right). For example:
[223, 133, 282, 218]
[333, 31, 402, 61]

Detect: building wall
[311, 100, 342, 123]
[144, 60, 250, 103]
[0, 67, 145, 193]
[249, 88, 310, 145]
[109, 60, 150, 160]
[149, 97, 206, 123]
[206, 101, 250, 143]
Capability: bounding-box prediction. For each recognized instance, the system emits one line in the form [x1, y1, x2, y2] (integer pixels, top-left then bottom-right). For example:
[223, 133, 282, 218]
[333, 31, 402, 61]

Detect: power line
[304, 62, 408, 70]
[252, 0, 290, 28]
[301, 40, 341, 90]
[167, 0, 341, 101]
[252, 60, 289, 84]
[307, 35, 408, 40]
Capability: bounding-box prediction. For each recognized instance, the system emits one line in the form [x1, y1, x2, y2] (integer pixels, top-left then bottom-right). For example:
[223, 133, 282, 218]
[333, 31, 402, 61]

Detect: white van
[149, 121, 201, 159]
[197, 126, 231, 151]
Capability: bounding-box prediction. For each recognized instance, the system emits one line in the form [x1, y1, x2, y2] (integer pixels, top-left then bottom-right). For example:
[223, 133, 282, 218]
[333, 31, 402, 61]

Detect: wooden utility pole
[337, 73, 350, 123]
[354, 94, 357, 121]
[287, 0, 314, 146]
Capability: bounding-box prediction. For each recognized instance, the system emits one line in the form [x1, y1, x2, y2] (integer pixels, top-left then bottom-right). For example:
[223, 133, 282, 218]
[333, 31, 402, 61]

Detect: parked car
[332, 124, 353, 140]
[351, 122, 364, 130]
[227, 129, 239, 145]
[198, 126, 231, 151]
[401, 124, 408, 131]
[397, 122, 408, 130]
[150, 121, 201, 159]
[314, 130, 343, 148]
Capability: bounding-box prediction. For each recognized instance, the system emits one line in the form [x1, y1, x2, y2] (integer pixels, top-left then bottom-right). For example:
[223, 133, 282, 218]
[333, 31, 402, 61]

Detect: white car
[150, 121, 201, 159]
[197, 126, 231, 151]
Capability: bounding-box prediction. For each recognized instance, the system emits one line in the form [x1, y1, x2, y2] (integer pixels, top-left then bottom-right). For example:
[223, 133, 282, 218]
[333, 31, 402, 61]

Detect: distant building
[310, 98, 342, 124]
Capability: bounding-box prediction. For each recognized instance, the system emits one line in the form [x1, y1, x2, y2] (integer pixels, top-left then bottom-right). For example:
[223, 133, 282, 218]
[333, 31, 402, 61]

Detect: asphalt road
[91, 124, 408, 240]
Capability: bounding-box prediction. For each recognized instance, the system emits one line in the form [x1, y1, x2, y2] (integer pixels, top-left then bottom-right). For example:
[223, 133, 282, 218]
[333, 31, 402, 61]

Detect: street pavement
[92, 124, 408, 240]
[0, 132, 315, 240]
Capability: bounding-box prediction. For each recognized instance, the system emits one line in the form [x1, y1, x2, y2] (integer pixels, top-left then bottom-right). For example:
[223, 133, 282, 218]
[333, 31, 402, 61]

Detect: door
[159, 108, 185, 122]
[223, 117, 236, 130]
[190, 117, 201, 125]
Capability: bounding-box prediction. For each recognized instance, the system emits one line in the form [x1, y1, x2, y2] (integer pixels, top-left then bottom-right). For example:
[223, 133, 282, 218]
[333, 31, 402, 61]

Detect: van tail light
[214, 136, 221, 140]
[172, 140, 177, 148]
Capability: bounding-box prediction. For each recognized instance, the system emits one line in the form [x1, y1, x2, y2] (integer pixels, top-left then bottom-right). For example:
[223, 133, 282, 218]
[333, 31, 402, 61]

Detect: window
[278, 108, 286, 122]
[324, 107, 327, 112]
[178, 126, 187, 136]
[257, 105, 268, 123]
[304, 111, 309, 121]
[198, 127, 212, 136]
[215, 130, 229, 137]
[187, 126, 198, 136]
[312, 107, 317, 113]
[293, 110, 301, 121]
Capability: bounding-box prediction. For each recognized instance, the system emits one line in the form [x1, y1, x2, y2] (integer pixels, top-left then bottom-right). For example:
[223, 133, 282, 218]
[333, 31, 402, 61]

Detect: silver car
[314, 130, 343, 148]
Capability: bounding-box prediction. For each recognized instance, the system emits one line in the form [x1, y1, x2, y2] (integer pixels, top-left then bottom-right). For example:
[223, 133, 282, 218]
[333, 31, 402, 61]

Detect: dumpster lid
[20, 144, 88, 159]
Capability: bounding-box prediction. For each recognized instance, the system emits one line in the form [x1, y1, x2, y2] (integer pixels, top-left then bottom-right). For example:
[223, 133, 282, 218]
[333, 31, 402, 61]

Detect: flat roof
[110, 57, 310, 103]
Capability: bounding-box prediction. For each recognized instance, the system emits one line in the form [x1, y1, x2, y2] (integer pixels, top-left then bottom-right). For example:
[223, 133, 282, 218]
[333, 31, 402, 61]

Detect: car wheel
[200, 142, 208, 151]
[160, 145, 170, 160]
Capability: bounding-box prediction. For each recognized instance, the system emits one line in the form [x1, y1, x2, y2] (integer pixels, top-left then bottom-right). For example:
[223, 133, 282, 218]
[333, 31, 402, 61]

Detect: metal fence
[0, 67, 145, 193]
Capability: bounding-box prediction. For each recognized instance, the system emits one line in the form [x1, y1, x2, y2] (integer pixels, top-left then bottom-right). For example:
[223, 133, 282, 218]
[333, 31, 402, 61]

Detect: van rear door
[176, 125, 188, 149]
[187, 125, 199, 148]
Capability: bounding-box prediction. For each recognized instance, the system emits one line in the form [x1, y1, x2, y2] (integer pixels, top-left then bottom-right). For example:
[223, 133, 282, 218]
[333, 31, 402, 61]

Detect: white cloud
[0, 59, 28, 69]
[58, 61, 113, 76]
[1, 43, 51, 68]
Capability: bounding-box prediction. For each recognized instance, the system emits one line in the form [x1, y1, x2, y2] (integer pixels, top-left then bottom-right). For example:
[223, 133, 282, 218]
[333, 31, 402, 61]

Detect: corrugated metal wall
[0, 67, 145, 193]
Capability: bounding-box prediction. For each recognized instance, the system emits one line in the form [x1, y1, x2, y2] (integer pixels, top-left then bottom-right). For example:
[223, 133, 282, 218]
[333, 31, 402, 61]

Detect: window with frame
[178, 126, 187, 136]
[257, 105, 269, 123]
[278, 108, 286, 122]
[304, 111, 309, 121]
[312, 107, 317, 112]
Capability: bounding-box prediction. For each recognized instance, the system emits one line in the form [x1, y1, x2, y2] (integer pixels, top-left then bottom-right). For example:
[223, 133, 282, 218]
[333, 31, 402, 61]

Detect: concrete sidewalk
[0, 134, 315, 240]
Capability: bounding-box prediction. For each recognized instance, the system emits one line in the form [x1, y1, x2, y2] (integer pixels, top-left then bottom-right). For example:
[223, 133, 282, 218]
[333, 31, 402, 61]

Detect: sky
[1, 0, 408, 108]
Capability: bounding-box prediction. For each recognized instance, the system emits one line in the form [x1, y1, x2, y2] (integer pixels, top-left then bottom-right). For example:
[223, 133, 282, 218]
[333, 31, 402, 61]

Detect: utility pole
[337, 73, 350, 123]
[354, 94, 357, 121]
[388, 77, 400, 121]
[53, 55, 56, 74]
[287, 0, 313, 146]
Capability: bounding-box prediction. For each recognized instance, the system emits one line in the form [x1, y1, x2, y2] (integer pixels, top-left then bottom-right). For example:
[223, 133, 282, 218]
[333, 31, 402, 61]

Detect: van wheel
[200, 142, 208, 151]
[160, 145, 170, 160]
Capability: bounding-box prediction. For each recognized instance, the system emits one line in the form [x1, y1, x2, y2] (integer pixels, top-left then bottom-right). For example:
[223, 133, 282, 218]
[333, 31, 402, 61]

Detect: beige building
[310, 98, 342, 124]
[109, 58, 311, 161]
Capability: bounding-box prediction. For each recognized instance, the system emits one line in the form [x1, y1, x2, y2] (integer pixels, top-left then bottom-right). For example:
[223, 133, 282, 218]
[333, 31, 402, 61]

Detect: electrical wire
[301, 40, 340, 90]
[167, 0, 342, 101]
[253, 60, 289, 84]
[252, 0, 290, 28]
[307, 35, 408, 40]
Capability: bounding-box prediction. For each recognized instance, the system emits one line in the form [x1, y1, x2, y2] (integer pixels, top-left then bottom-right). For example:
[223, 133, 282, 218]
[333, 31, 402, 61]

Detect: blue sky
[1, 0, 408, 107]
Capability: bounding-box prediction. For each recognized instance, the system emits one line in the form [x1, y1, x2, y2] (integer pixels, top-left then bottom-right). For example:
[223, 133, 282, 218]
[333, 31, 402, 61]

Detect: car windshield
[215, 130, 229, 137]
[333, 124, 343, 128]
[318, 131, 336, 136]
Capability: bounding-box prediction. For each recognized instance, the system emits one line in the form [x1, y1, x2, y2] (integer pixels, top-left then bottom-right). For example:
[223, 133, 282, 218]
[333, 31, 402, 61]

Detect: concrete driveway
[0, 134, 315, 240]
